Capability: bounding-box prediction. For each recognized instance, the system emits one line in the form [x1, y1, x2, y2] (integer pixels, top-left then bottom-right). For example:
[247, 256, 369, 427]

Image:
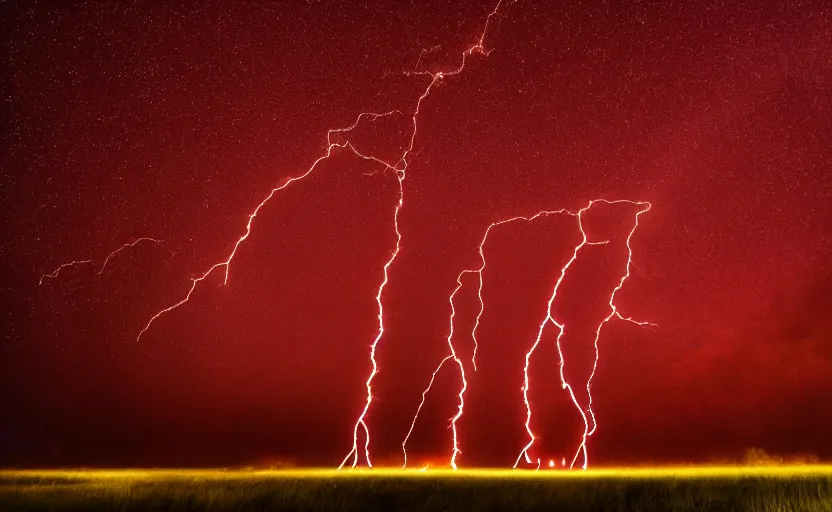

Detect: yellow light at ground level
[3, 466, 832, 481]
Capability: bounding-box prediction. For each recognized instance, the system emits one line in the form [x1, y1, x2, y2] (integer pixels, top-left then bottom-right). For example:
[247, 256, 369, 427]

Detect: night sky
[2, 0, 831, 468]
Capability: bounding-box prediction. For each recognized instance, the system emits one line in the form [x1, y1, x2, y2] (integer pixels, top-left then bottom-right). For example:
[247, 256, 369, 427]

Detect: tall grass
[2, 469, 831, 511]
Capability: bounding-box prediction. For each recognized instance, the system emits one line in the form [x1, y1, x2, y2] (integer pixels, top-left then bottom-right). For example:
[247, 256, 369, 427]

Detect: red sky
[2, 0, 831, 468]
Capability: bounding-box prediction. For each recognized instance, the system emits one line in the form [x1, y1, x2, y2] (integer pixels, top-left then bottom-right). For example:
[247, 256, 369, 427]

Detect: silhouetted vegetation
[2, 469, 832, 511]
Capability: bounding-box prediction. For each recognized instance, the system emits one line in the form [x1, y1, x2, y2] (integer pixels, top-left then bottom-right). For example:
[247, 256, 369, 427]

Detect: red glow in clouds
[15, 0, 831, 470]
[38, 2, 654, 470]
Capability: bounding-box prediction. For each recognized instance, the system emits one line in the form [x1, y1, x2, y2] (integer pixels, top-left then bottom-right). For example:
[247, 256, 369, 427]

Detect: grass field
[2, 466, 832, 511]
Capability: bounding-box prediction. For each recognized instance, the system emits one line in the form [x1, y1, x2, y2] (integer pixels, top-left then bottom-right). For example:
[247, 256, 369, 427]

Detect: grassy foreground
[2, 466, 832, 511]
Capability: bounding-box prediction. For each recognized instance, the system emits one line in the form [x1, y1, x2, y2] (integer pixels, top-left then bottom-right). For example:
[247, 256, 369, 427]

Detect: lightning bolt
[403, 200, 652, 470]
[515, 199, 653, 471]
[135, 110, 402, 342]
[401, 355, 454, 469]
[582, 202, 654, 453]
[39, 237, 169, 286]
[339, 0, 506, 469]
[96, 238, 170, 275]
[402, 199, 652, 470]
[39, 260, 93, 286]
[402, 209, 573, 469]
[136, 0, 505, 349]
